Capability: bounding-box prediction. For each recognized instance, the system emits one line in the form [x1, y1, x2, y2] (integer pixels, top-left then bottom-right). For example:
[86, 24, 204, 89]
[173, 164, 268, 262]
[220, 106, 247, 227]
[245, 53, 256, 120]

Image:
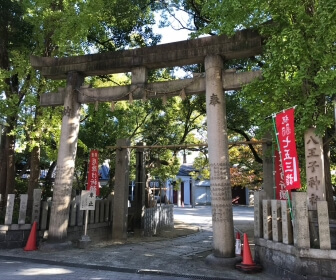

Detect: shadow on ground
[93, 221, 200, 248]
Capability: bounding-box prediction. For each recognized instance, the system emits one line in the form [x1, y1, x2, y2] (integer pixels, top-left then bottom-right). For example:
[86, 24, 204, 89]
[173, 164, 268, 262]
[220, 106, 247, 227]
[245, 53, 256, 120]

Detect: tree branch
[228, 127, 263, 163]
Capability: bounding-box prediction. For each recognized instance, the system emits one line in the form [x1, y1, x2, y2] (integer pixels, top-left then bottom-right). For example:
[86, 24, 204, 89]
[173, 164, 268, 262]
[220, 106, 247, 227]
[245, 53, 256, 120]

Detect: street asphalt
[0, 205, 275, 280]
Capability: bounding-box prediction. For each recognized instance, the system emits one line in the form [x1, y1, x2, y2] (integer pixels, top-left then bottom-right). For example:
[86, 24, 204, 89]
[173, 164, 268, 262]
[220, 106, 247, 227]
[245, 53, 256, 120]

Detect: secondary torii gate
[31, 29, 262, 259]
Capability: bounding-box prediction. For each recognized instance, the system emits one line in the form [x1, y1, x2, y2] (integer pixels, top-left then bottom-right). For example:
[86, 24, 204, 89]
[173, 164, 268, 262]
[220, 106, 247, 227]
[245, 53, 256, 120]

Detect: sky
[152, 12, 195, 80]
[153, 11, 191, 45]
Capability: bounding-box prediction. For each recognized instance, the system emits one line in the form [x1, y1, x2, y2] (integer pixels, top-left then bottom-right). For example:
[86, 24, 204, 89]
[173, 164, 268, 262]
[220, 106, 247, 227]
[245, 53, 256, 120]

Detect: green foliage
[14, 178, 28, 198]
[172, 177, 183, 191]
[77, 81, 206, 193]
[192, 135, 263, 189]
[200, 0, 336, 139]
[1, 0, 166, 194]
[6, 0, 335, 203]
[229, 142, 263, 188]
[194, 0, 336, 199]
[147, 151, 181, 183]
[98, 185, 113, 199]
[191, 153, 210, 180]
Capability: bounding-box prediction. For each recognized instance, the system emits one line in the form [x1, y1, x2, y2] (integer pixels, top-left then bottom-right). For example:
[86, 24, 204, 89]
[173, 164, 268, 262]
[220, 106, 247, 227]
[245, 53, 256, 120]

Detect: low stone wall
[0, 224, 31, 249]
[1, 205, 174, 249]
[255, 238, 336, 279]
[65, 222, 112, 244]
[0, 191, 174, 249]
[254, 191, 336, 278]
[0, 191, 114, 249]
[144, 204, 174, 236]
[0, 222, 113, 249]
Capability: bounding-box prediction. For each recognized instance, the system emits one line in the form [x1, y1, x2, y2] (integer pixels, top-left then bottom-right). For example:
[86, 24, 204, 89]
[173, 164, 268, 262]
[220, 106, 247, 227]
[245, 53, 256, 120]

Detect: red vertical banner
[275, 150, 289, 200]
[87, 150, 100, 196]
[274, 108, 301, 190]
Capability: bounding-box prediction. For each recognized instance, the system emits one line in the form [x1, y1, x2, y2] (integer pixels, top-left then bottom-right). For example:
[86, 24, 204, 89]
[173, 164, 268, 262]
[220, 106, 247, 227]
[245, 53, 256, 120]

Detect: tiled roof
[177, 164, 195, 176]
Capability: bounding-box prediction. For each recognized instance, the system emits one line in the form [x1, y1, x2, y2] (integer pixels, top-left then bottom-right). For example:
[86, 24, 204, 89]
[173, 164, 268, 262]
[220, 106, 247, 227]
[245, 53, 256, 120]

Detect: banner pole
[272, 144, 276, 199]
[266, 105, 297, 120]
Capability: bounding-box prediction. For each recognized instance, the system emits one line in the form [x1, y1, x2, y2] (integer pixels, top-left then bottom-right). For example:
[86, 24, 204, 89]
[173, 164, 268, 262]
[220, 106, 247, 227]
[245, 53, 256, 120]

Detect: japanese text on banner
[274, 108, 301, 190]
[87, 150, 100, 196]
[275, 150, 288, 200]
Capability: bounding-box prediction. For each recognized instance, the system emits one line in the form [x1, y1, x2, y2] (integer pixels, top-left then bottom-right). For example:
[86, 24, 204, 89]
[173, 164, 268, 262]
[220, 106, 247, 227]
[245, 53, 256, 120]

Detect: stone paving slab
[0, 206, 272, 280]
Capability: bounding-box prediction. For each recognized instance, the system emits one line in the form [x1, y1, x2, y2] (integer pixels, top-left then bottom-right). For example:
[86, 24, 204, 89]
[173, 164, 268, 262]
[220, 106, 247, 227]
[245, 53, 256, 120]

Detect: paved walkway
[0, 205, 273, 279]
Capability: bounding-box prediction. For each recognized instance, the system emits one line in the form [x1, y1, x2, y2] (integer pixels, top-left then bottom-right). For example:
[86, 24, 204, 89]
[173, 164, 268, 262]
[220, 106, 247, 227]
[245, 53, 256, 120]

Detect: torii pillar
[112, 138, 130, 240]
[205, 55, 235, 259]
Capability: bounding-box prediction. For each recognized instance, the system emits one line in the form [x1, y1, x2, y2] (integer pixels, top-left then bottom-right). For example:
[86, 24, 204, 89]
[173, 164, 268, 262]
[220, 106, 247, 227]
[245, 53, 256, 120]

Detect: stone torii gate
[31, 29, 262, 259]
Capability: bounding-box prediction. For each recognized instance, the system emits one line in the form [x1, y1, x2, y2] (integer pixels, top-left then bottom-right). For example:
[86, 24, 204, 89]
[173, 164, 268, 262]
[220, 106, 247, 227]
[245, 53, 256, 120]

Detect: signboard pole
[84, 209, 89, 236]
[78, 190, 96, 248]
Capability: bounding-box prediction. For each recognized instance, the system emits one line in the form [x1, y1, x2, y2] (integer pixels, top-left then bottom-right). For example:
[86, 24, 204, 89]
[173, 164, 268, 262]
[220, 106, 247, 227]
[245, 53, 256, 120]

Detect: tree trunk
[46, 161, 57, 184]
[42, 160, 57, 200]
[0, 1, 28, 204]
[0, 14, 9, 201]
[0, 127, 7, 210]
[5, 133, 16, 196]
[0, 127, 7, 198]
[27, 145, 41, 217]
[323, 137, 336, 218]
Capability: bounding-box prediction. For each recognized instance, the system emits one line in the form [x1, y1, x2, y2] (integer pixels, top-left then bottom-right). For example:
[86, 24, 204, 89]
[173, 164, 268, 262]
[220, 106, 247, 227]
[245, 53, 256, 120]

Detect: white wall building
[194, 180, 211, 205]
[166, 164, 251, 206]
[166, 164, 194, 206]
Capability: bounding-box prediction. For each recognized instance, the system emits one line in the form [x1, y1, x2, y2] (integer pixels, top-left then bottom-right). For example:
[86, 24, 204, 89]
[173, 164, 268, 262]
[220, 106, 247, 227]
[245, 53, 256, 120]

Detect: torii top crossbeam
[30, 29, 262, 80]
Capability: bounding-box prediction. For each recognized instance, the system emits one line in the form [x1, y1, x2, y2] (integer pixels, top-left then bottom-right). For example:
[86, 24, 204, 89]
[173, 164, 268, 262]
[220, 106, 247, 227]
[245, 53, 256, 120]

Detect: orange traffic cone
[235, 233, 262, 273]
[24, 221, 38, 251]
[241, 233, 255, 265]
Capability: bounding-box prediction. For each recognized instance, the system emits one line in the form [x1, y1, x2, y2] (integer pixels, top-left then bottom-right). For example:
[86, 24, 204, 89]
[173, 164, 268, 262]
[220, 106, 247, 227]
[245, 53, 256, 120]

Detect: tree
[158, 1, 336, 213]
[0, 0, 164, 237]
[156, 0, 208, 35]
[192, 136, 263, 189]
[0, 0, 34, 201]
[198, 0, 336, 213]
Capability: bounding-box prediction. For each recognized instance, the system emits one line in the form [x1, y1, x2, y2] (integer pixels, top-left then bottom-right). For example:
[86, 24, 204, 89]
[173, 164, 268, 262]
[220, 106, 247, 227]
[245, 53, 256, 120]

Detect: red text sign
[87, 150, 100, 196]
[274, 108, 301, 190]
